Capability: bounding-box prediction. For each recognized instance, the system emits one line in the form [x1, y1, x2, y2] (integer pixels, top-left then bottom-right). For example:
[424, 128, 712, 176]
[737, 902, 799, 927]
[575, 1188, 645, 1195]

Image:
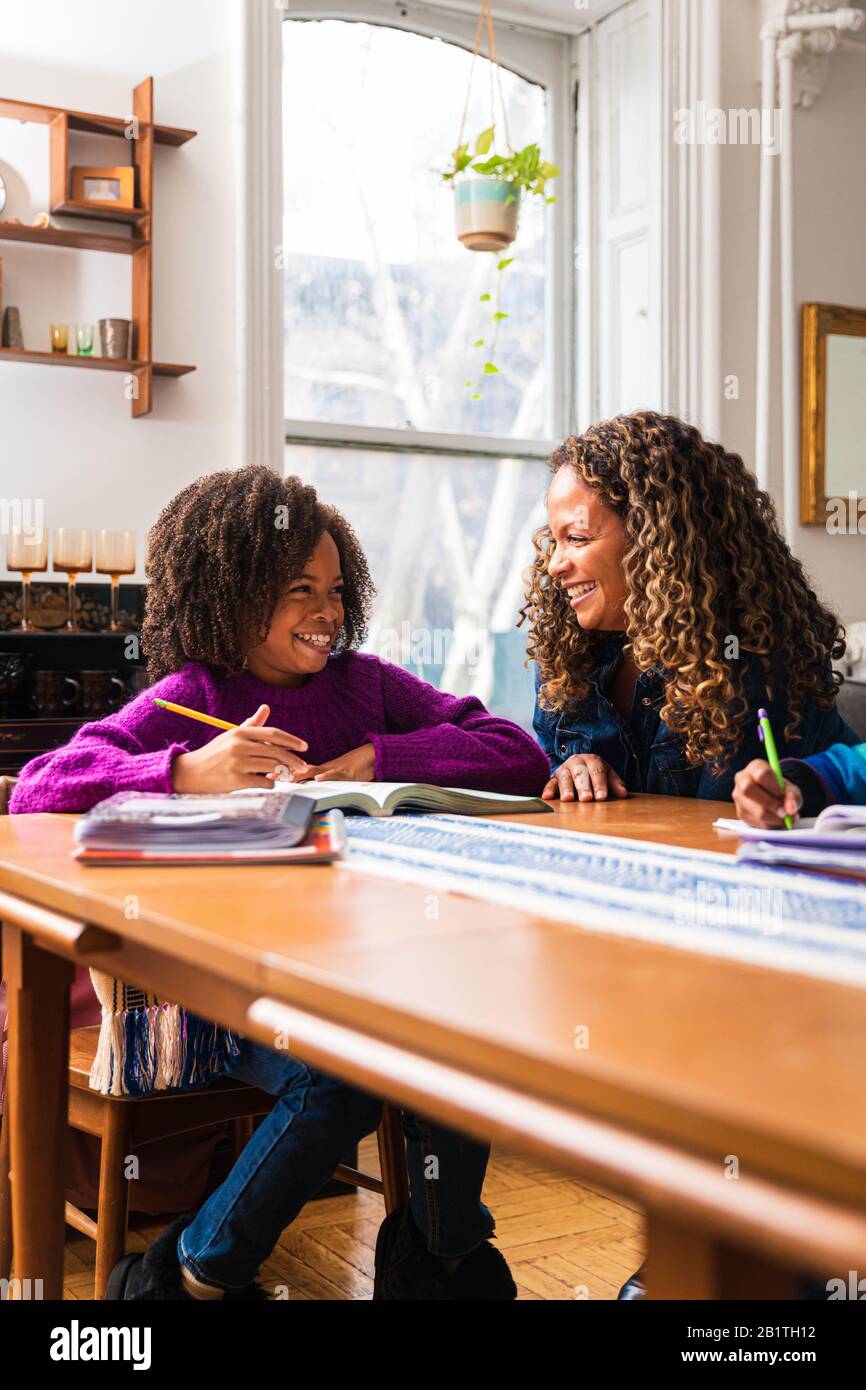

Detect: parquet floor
[62, 1137, 644, 1300]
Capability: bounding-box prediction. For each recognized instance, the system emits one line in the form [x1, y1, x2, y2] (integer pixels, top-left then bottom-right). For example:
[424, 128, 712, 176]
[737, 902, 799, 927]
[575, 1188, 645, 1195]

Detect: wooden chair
[838, 675, 866, 741]
[0, 774, 409, 1298]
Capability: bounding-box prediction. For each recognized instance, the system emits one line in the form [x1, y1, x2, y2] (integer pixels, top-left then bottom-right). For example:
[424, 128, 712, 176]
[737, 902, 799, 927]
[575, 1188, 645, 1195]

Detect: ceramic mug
[78, 670, 126, 718]
[34, 670, 80, 718]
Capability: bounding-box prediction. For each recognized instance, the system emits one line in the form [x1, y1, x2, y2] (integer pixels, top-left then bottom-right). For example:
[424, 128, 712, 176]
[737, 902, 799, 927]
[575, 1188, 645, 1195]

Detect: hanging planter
[445, 132, 558, 251]
[454, 176, 519, 253]
[437, 1, 559, 397]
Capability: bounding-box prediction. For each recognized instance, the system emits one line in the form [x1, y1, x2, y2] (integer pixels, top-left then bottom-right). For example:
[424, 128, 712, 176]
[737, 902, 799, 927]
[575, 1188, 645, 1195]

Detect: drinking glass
[52, 529, 93, 632]
[50, 324, 69, 354]
[95, 530, 136, 631]
[76, 324, 94, 357]
[6, 528, 48, 631]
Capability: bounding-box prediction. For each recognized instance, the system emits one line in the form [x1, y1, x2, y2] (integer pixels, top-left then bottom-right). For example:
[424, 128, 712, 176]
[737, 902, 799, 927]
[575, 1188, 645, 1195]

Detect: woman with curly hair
[522, 411, 858, 806]
[524, 412, 858, 1303]
[11, 464, 547, 1302]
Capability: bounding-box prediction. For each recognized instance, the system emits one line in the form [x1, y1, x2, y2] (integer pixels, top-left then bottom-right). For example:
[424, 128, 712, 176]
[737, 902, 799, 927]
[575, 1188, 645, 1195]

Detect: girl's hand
[732, 759, 803, 829]
[292, 742, 376, 784]
[171, 705, 309, 793]
[542, 754, 629, 803]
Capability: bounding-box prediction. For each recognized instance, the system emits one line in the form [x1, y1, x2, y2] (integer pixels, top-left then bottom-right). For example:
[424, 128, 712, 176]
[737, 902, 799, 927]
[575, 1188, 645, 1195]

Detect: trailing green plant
[440, 125, 558, 400]
[463, 254, 512, 400]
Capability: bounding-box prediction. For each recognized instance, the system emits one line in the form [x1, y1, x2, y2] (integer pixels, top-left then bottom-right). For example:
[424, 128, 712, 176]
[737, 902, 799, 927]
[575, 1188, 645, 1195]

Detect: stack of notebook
[73, 791, 346, 866]
[715, 804, 866, 878]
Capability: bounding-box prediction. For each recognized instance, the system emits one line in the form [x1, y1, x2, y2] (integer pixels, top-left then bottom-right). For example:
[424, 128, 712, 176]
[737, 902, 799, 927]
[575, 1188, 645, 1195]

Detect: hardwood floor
[62, 1137, 645, 1301]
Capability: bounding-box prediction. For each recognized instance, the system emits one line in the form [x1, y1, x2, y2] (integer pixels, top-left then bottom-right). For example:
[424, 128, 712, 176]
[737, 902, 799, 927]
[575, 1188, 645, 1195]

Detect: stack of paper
[714, 804, 866, 877]
[73, 791, 345, 865]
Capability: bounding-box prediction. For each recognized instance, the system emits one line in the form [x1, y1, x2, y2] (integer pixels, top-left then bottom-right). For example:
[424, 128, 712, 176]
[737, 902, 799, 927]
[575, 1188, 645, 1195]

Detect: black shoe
[373, 1206, 517, 1300]
[104, 1213, 267, 1301]
[617, 1266, 646, 1300]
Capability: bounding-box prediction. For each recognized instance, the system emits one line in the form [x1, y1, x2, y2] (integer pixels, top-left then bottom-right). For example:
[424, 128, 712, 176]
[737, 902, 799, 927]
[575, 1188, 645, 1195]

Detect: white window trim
[284, 419, 553, 462]
[235, 0, 285, 473]
[661, 0, 722, 440]
[571, 0, 722, 435]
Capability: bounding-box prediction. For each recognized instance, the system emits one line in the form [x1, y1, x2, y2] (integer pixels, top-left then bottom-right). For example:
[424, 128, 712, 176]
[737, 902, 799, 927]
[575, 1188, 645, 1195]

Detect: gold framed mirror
[802, 303, 866, 527]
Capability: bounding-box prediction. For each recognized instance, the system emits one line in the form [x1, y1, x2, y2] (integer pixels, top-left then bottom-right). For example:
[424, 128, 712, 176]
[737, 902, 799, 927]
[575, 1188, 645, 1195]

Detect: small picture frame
[70, 165, 136, 210]
[801, 303, 866, 526]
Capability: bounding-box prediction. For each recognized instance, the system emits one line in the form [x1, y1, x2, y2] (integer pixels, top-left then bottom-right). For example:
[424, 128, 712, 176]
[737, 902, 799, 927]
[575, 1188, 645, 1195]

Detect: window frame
[280, 0, 575, 461]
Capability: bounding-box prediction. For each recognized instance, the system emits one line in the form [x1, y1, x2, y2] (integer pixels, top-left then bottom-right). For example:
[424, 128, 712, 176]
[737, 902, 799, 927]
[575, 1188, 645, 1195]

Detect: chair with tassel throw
[0, 774, 409, 1297]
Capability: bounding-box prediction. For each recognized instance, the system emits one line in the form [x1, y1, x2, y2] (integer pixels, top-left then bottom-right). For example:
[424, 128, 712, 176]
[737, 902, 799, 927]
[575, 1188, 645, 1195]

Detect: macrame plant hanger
[456, 0, 513, 189]
[453, 0, 518, 396]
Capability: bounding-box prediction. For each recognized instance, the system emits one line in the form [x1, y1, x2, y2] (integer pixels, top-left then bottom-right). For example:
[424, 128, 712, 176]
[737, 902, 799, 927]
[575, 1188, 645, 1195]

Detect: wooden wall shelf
[0, 348, 194, 377]
[0, 96, 195, 146]
[0, 222, 147, 255]
[0, 78, 197, 416]
[49, 200, 149, 226]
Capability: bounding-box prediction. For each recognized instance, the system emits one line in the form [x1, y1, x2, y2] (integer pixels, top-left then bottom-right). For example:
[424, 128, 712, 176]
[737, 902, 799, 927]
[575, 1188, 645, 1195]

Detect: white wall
[2, 0, 863, 626]
[717, 0, 866, 626]
[0, 0, 242, 580]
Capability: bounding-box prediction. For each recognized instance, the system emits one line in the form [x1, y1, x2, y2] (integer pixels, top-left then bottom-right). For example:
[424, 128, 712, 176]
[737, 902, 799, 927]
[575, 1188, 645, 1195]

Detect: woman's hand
[171, 705, 309, 793]
[542, 754, 629, 803]
[291, 741, 376, 784]
[732, 759, 803, 829]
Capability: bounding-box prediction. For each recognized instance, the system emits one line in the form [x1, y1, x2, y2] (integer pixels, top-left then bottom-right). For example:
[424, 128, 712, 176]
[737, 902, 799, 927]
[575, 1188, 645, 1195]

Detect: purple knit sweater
[10, 652, 549, 813]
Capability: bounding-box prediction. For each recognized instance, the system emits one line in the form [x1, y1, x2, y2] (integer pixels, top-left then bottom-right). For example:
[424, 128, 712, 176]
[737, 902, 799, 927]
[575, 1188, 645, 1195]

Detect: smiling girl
[11, 466, 548, 811]
[9, 464, 547, 1302]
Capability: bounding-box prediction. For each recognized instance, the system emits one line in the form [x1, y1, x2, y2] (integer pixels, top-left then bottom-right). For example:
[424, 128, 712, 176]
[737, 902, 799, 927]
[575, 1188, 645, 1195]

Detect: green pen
[757, 707, 793, 830]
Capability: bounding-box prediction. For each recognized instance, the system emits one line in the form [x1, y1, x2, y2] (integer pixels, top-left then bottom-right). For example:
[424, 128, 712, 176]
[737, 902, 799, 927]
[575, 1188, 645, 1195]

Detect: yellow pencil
[152, 697, 237, 732]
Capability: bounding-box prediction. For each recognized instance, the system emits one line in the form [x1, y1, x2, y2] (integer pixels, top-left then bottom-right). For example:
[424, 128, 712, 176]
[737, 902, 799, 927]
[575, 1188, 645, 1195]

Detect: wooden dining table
[2, 794, 866, 1300]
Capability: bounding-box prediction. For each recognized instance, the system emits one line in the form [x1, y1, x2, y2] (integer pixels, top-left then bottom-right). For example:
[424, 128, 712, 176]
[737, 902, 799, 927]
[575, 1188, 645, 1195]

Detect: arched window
[283, 14, 554, 440]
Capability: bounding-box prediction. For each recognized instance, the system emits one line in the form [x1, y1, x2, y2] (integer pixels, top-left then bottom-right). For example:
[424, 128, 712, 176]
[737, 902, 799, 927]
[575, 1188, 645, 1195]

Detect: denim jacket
[533, 634, 859, 802]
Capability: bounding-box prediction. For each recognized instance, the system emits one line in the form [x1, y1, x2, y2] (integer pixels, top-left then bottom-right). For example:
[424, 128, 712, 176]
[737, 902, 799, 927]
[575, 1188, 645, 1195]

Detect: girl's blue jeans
[178, 1040, 495, 1290]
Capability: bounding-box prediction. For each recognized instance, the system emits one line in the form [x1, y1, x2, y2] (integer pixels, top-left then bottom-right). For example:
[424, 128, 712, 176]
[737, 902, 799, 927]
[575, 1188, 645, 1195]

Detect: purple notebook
[715, 803, 866, 850]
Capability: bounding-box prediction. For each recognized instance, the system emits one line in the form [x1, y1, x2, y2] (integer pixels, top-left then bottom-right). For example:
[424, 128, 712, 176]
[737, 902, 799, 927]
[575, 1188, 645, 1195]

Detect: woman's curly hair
[142, 465, 375, 681]
[520, 412, 845, 774]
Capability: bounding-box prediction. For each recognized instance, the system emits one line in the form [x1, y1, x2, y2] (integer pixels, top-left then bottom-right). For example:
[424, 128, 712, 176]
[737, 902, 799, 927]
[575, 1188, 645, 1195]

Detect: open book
[268, 780, 553, 818]
[714, 802, 866, 849]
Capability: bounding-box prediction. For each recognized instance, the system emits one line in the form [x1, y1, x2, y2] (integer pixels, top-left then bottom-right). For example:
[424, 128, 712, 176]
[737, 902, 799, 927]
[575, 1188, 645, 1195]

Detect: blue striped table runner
[342, 814, 866, 988]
